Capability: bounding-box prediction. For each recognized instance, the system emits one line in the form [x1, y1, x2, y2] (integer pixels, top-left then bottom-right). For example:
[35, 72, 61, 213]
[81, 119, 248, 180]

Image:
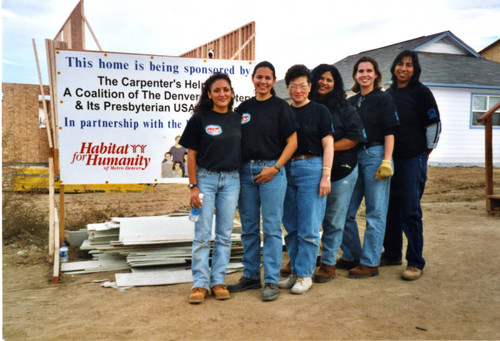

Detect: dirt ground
[2, 166, 500, 340]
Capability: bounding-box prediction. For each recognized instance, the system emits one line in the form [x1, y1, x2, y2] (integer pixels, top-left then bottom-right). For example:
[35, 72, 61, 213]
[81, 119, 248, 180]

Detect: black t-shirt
[319, 99, 367, 181]
[291, 101, 334, 156]
[386, 83, 441, 158]
[348, 89, 399, 145]
[179, 110, 241, 171]
[236, 96, 297, 162]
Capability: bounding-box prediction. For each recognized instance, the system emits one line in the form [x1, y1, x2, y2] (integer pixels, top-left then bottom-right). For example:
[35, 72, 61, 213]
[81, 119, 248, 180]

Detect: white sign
[55, 50, 254, 184]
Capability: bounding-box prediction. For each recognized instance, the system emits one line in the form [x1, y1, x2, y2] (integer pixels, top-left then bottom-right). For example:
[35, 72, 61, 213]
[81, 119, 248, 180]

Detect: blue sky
[2, 0, 500, 84]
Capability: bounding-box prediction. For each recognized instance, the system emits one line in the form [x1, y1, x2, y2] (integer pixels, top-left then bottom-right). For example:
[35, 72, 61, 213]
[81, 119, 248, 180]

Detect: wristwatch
[188, 184, 198, 189]
[273, 163, 281, 171]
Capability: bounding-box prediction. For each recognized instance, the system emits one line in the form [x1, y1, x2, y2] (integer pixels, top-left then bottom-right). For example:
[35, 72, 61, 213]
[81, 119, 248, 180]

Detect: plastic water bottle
[189, 193, 204, 222]
[59, 243, 68, 263]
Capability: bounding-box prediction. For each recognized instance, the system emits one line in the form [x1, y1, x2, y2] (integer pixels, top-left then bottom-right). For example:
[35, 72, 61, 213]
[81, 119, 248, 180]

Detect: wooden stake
[53, 207, 60, 284]
[59, 183, 65, 246]
[32, 39, 53, 148]
[48, 154, 55, 259]
[33, 38, 56, 259]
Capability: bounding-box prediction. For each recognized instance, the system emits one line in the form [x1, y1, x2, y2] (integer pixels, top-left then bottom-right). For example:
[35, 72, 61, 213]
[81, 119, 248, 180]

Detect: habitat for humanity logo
[69, 142, 151, 171]
[205, 125, 222, 136]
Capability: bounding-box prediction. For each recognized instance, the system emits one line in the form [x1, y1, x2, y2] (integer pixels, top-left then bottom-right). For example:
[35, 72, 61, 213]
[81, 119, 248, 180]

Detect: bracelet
[322, 167, 331, 171]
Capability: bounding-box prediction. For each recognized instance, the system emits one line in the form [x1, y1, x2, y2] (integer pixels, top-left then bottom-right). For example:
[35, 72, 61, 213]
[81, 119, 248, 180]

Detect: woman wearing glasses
[227, 61, 297, 301]
[339, 56, 399, 279]
[179, 73, 241, 304]
[308, 64, 366, 283]
[278, 64, 334, 294]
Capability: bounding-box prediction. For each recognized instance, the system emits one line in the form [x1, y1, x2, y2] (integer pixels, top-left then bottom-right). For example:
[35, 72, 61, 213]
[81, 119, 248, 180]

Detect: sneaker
[189, 287, 208, 304]
[211, 284, 231, 300]
[336, 258, 360, 270]
[291, 277, 312, 294]
[313, 263, 336, 283]
[227, 277, 262, 293]
[348, 265, 379, 279]
[402, 266, 423, 281]
[261, 283, 279, 301]
[280, 261, 291, 277]
[278, 274, 297, 289]
[380, 256, 403, 266]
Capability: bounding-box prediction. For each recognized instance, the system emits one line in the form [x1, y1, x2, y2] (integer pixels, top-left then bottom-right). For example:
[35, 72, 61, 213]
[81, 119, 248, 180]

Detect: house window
[472, 94, 500, 127]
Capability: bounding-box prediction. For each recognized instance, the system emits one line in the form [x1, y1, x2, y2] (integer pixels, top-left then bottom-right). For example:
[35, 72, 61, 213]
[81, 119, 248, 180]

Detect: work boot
[348, 265, 379, 279]
[380, 256, 402, 266]
[278, 274, 297, 289]
[401, 266, 423, 281]
[227, 277, 262, 293]
[189, 287, 208, 304]
[291, 277, 312, 294]
[261, 283, 279, 301]
[313, 263, 336, 283]
[211, 284, 231, 300]
[336, 258, 360, 270]
[280, 261, 291, 277]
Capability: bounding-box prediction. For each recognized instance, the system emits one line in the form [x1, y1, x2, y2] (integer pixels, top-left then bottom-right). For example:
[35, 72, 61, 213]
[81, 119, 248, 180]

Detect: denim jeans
[192, 167, 240, 290]
[383, 151, 427, 269]
[283, 157, 327, 277]
[320, 165, 358, 266]
[238, 160, 287, 284]
[341, 145, 391, 267]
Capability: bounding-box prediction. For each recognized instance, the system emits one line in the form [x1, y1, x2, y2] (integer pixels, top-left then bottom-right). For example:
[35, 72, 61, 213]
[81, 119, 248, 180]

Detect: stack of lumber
[61, 214, 244, 285]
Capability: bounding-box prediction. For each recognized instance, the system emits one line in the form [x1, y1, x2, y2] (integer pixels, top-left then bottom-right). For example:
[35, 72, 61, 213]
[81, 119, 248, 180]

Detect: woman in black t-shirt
[278, 64, 334, 295]
[339, 56, 399, 279]
[309, 64, 366, 283]
[382, 50, 441, 281]
[227, 61, 297, 301]
[179, 73, 241, 304]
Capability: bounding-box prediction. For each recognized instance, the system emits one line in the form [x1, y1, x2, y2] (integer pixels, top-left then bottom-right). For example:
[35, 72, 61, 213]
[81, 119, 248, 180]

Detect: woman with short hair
[278, 64, 334, 294]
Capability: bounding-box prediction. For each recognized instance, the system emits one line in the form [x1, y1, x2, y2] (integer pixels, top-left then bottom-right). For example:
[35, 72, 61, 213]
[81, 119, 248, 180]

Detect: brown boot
[336, 258, 360, 270]
[189, 287, 208, 304]
[313, 263, 336, 283]
[280, 261, 291, 277]
[211, 284, 231, 300]
[348, 265, 379, 279]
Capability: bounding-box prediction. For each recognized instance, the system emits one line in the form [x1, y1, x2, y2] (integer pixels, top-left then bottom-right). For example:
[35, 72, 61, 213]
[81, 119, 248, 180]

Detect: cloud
[2, 59, 23, 66]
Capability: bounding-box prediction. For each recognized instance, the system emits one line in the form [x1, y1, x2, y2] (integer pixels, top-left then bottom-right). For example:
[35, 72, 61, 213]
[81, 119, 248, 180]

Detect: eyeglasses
[289, 84, 309, 92]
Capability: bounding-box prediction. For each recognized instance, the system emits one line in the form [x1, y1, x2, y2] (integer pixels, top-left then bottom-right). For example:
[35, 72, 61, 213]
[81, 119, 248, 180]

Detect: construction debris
[62, 213, 244, 288]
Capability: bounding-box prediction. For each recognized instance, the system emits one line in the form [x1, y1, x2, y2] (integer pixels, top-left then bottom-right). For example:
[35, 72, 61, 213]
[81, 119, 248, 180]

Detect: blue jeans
[383, 152, 427, 269]
[239, 160, 287, 284]
[283, 157, 327, 277]
[192, 168, 240, 290]
[341, 145, 391, 267]
[320, 165, 358, 266]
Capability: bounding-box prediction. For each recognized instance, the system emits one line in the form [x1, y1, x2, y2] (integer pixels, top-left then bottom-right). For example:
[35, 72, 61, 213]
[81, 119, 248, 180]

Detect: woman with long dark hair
[179, 73, 241, 304]
[309, 64, 366, 283]
[227, 61, 297, 301]
[382, 50, 441, 280]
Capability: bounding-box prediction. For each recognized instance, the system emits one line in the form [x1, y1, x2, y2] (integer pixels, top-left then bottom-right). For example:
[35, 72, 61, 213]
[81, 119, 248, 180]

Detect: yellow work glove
[375, 160, 393, 181]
